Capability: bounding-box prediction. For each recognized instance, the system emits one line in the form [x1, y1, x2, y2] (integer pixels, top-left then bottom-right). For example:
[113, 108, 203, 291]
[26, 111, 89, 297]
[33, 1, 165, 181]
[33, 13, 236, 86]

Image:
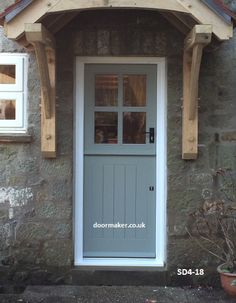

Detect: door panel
[84, 156, 156, 257]
[83, 64, 157, 258]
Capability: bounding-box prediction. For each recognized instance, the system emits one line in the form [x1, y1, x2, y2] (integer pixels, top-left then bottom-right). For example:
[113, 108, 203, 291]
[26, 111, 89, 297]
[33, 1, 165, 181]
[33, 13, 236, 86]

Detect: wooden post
[182, 50, 198, 159]
[33, 41, 51, 118]
[40, 46, 56, 158]
[25, 23, 56, 158]
[189, 44, 204, 120]
[182, 25, 212, 160]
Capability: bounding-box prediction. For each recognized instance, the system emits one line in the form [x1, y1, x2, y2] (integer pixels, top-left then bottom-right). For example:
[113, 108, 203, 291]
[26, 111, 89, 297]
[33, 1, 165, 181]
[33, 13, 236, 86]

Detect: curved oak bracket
[25, 23, 56, 158]
[182, 25, 212, 160]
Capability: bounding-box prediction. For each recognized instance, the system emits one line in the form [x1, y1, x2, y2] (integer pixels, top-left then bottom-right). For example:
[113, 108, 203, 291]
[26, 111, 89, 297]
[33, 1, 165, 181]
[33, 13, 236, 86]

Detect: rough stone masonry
[0, 0, 235, 286]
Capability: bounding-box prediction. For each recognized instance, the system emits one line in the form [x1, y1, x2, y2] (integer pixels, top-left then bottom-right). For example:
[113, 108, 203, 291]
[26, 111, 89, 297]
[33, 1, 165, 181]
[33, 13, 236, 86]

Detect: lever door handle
[144, 128, 155, 143]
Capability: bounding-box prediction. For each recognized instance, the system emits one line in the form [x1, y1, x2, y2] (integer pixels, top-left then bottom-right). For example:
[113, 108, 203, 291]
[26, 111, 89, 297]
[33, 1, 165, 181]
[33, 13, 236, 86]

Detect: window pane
[95, 75, 118, 106]
[0, 100, 16, 120]
[0, 65, 16, 84]
[123, 112, 146, 144]
[95, 112, 118, 144]
[123, 75, 146, 107]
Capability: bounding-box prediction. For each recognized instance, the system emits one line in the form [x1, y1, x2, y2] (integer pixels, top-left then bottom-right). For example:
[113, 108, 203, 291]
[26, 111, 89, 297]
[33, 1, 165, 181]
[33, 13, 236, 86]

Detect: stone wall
[0, 9, 235, 285]
[0, 13, 73, 284]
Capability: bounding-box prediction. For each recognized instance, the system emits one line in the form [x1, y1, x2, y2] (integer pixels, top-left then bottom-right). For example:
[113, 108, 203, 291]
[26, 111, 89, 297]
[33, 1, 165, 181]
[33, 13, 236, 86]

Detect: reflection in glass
[95, 75, 118, 106]
[95, 112, 118, 144]
[0, 65, 16, 84]
[123, 112, 146, 144]
[123, 75, 146, 107]
[0, 100, 16, 120]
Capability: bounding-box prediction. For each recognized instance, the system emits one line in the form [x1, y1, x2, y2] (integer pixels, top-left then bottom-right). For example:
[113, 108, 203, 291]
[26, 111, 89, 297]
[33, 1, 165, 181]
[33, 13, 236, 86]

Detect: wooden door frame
[74, 57, 167, 268]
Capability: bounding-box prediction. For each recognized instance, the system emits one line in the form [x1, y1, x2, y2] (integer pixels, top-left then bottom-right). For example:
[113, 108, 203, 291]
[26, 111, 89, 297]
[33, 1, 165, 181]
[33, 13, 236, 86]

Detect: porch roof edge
[0, 0, 235, 41]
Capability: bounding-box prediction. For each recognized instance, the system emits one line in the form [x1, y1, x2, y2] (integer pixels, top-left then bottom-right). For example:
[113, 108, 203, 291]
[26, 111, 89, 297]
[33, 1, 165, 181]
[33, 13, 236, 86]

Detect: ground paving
[0, 286, 236, 302]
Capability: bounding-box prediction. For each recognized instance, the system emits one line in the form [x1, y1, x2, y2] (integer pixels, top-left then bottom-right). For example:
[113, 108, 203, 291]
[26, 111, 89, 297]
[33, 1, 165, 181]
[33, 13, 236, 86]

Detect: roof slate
[202, 0, 231, 23]
[5, 0, 33, 23]
[0, 0, 33, 25]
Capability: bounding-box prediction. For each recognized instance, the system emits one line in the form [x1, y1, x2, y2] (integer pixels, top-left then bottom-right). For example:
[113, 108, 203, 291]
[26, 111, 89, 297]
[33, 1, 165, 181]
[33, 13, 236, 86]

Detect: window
[93, 73, 147, 145]
[0, 54, 28, 133]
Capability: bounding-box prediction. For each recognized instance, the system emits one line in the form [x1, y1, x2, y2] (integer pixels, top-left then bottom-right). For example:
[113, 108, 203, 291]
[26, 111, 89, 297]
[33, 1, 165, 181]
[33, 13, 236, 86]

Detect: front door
[83, 64, 157, 258]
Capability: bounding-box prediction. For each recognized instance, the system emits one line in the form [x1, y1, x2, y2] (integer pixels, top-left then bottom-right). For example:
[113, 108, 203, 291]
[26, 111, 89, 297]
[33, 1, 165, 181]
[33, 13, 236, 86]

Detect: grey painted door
[83, 64, 157, 258]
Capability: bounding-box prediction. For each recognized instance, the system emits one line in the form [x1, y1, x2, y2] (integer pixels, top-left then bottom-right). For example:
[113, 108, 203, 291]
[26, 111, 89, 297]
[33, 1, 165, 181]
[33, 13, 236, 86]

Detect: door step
[71, 269, 170, 286]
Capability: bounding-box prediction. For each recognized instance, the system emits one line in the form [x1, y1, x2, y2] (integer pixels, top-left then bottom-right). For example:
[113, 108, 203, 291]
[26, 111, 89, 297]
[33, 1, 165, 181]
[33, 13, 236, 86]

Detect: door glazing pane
[123, 75, 146, 107]
[94, 112, 118, 144]
[123, 112, 146, 144]
[95, 75, 118, 106]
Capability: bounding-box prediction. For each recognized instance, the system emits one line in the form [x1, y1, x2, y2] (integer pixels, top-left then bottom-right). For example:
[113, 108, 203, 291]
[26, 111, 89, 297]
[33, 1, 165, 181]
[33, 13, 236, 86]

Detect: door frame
[74, 57, 167, 268]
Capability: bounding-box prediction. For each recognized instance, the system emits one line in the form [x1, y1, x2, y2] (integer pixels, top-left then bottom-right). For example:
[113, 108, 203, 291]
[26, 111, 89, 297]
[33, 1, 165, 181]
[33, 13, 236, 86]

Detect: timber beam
[182, 25, 212, 160]
[25, 23, 56, 158]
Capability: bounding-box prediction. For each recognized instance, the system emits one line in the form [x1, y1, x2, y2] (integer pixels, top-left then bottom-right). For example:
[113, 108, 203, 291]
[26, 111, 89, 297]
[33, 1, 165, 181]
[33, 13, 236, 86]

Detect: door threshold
[75, 258, 165, 268]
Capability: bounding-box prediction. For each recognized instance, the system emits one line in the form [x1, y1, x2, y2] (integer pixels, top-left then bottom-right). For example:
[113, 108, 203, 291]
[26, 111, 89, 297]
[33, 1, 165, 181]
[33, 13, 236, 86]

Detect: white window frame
[0, 53, 28, 133]
[74, 57, 167, 268]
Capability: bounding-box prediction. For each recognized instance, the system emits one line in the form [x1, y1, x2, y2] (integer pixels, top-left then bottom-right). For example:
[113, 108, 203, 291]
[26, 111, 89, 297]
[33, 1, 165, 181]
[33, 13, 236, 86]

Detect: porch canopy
[0, 0, 235, 158]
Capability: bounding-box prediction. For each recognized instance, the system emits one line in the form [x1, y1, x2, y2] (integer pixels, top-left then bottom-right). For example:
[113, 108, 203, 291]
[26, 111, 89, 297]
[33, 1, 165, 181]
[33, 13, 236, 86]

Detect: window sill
[0, 134, 32, 143]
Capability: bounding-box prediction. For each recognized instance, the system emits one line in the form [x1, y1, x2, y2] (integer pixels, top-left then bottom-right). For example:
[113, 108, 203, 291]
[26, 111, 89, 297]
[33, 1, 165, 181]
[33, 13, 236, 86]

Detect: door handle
[144, 128, 155, 143]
